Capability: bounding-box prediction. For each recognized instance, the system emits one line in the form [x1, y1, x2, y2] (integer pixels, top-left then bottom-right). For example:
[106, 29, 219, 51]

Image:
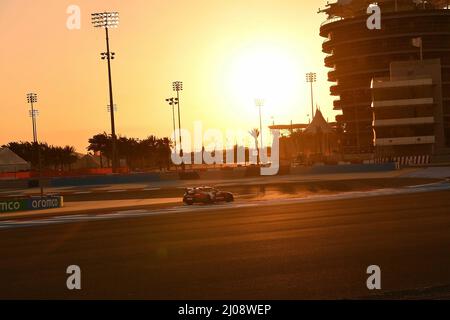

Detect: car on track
[183, 186, 234, 205]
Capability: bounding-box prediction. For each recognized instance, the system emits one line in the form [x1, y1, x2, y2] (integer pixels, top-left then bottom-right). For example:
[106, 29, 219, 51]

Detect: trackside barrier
[291, 163, 398, 175]
[179, 171, 200, 180]
[50, 173, 161, 187]
[376, 155, 431, 166]
[0, 196, 64, 213]
[311, 163, 398, 174]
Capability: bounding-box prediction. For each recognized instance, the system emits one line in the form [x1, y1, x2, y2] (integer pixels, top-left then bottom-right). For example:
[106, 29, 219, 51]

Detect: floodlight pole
[165, 98, 178, 153]
[172, 101, 177, 152]
[172, 82, 184, 167]
[27, 93, 44, 197]
[306, 72, 317, 119]
[30, 102, 38, 144]
[92, 12, 119, 173]
[310, 80, 314, 117]
[104, 26, 118, 173]
[255, 99, 264, 150]
[176, 89, 182, 155]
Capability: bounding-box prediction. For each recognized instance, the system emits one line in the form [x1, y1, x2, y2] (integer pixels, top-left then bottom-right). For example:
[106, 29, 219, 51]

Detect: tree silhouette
[87, 133, 173, 171]
[249, 128, 261, 165]
[3, 142, 77, 171]
[87, 132, 111, 168]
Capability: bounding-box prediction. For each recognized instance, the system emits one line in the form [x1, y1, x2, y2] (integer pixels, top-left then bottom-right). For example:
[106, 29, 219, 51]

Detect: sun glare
[226, 45, 302, 116]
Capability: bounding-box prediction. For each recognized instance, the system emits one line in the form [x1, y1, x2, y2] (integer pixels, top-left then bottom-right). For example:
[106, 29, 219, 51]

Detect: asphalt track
[1, 185, 450, 299]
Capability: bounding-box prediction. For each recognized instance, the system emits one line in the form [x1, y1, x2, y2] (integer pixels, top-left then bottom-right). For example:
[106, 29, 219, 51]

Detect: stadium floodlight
[91, 11, 120, 172]
[173, 81, 183, 92]
[91, 12, 120, 28]
[27, 93, 37, 104]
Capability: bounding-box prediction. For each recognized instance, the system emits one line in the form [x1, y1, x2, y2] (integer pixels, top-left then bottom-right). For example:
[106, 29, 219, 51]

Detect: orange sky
[0, 0, 335, 152]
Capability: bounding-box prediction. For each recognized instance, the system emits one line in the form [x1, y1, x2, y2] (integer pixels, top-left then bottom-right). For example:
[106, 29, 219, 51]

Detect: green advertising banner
[0, 199, 27, 213]
[0, 196, 63, 213]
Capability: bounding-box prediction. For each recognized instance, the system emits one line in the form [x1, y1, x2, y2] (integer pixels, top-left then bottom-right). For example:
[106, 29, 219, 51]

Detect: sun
[225, 45, 302, 116]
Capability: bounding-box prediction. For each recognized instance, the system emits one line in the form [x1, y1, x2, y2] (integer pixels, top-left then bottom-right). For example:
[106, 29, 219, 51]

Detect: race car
[183, 186, 234, 205]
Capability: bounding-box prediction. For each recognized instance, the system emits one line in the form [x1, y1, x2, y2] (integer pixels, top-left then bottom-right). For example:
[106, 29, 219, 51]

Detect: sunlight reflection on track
[1, 181, 449, 230]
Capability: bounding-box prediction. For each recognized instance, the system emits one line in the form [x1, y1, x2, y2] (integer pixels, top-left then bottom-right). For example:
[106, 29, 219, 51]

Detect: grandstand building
[372, 59, 450, 165]
[319, 0, 450, 158]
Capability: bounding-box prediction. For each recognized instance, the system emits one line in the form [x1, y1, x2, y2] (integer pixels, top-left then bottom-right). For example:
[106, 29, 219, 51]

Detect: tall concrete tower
[319, 0, 450, 155]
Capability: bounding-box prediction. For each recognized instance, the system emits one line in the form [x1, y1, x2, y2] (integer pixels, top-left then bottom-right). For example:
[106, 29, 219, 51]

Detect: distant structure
[268, 123, 309, 135]
[372, 59, 450, 164]
[73, 153, 105, 170]
[270, 111, 340, 164]
[303, 110, 337, 156]
[0, 148, 30, 173]
[319, 0, 450, 159]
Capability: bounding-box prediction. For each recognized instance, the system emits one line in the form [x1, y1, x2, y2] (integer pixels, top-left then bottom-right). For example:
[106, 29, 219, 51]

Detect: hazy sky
[0, 0, 335, 152]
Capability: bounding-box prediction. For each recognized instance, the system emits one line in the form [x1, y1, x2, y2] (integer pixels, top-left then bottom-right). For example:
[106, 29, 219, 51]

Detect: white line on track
[115, 209, 149, 214]
[49, 214, 89, 220]
[1, 182, 449, 231]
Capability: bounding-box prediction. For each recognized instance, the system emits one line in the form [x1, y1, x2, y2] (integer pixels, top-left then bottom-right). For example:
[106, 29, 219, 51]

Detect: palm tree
[4, 142, 78, 172]
[117, 136, 140, 170]
[140, 135, 158, 169]
[88, 132, 111, 168]
[249, 128, 260, 165]
[86, 133, 174, 171]
[4, 142, 34, 165]
[62, 146, 77, 171]
[156, 137, 172, 171]
[47, 145, 60, 170]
